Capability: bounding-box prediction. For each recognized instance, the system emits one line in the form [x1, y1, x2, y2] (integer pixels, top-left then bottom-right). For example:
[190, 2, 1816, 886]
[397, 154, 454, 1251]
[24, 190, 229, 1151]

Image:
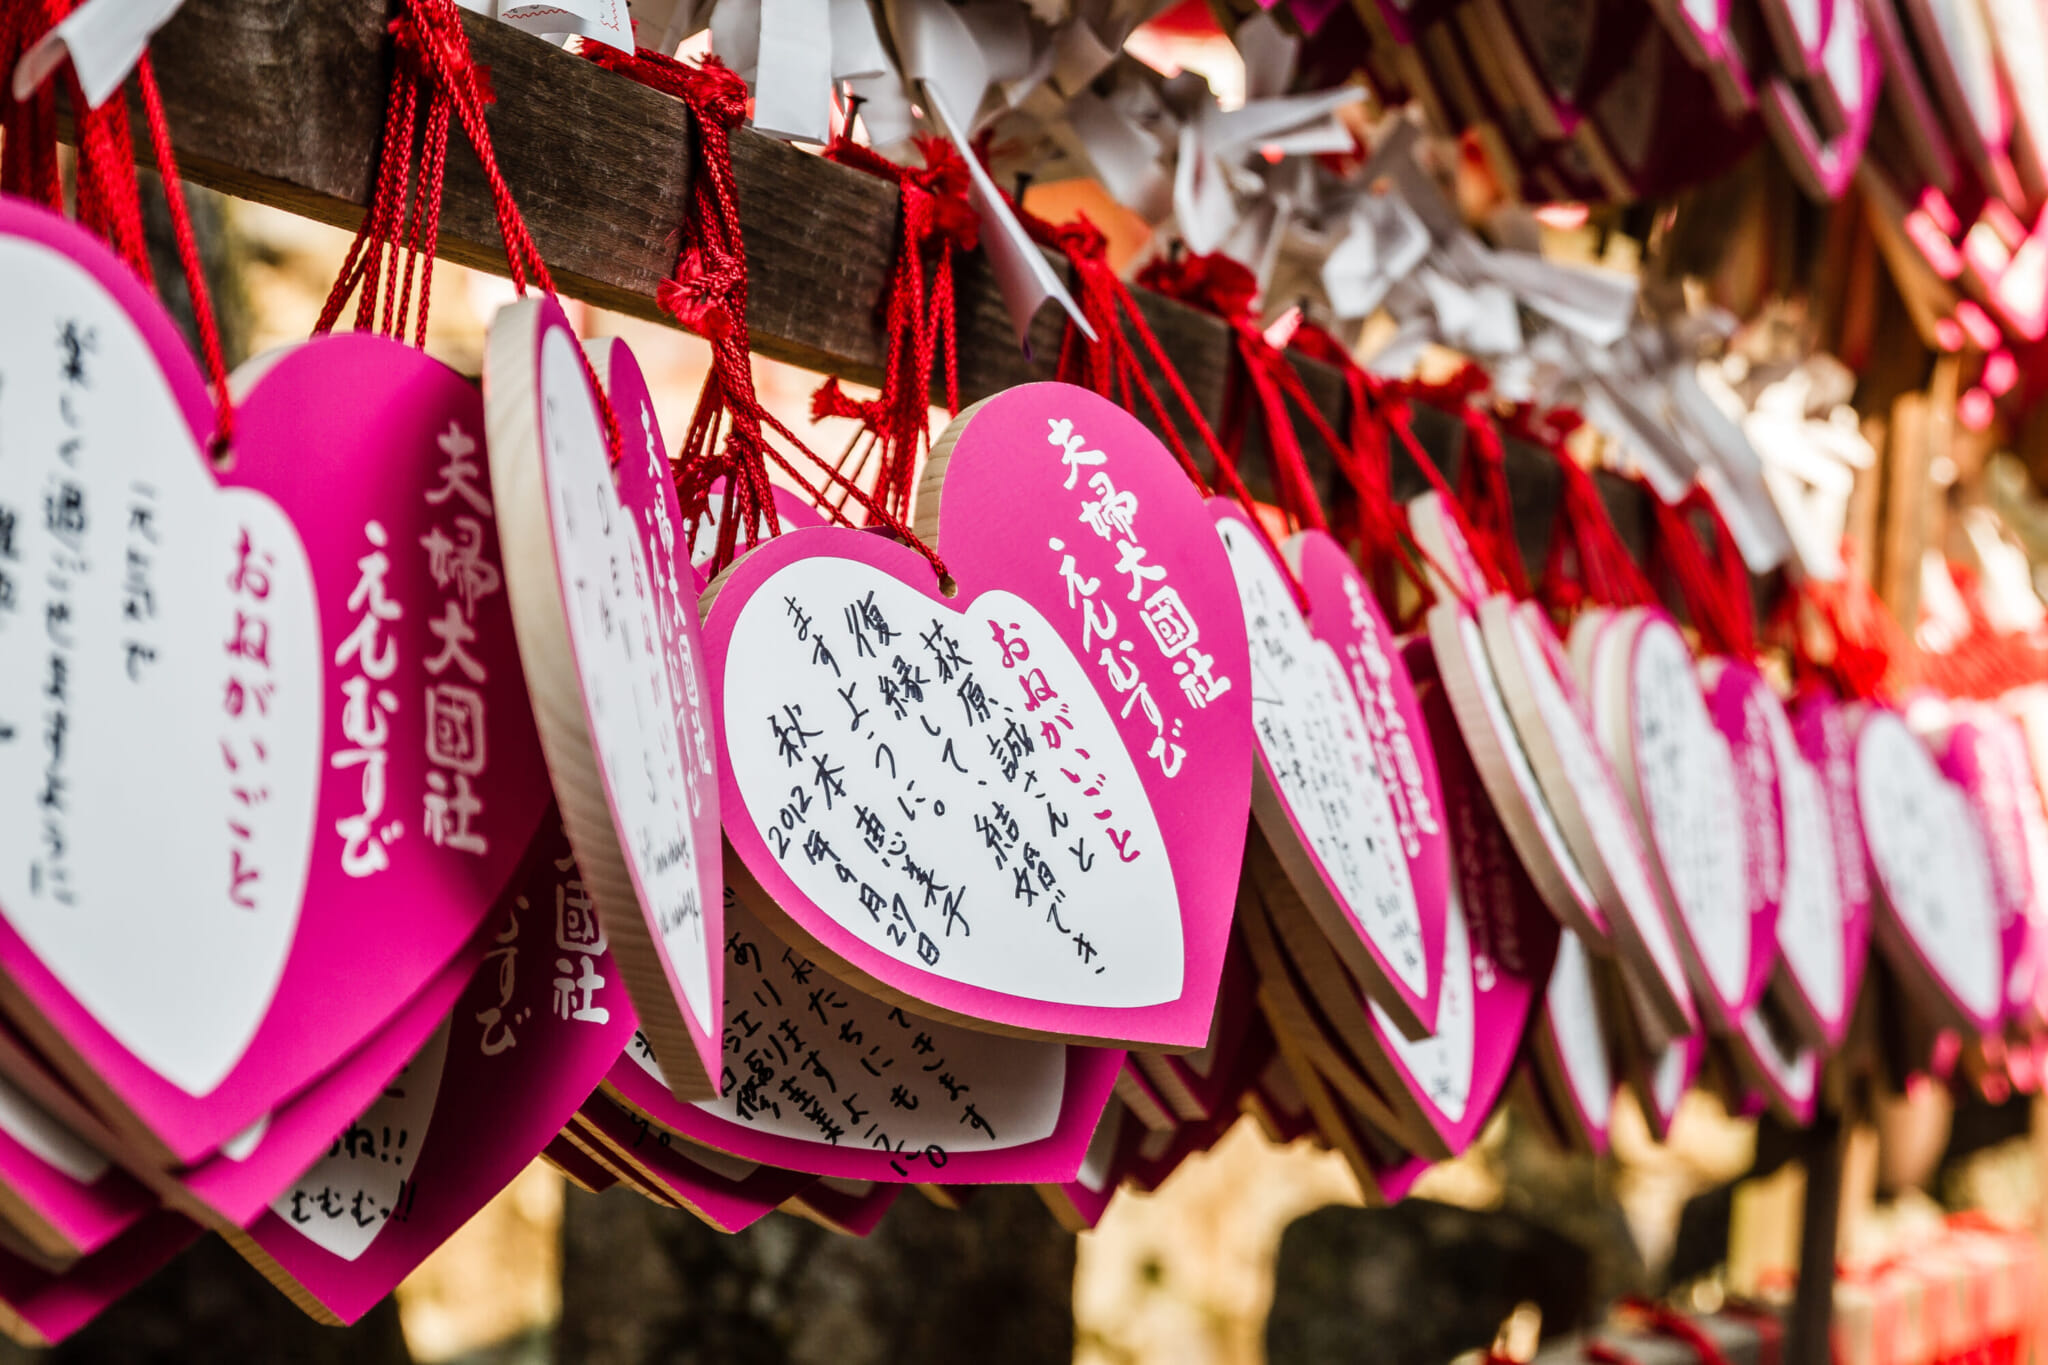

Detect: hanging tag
[603, 891, 1123, 1183]
[13, 0, 184, 109]
[1574, 610, 1754, 1033]
[703, 384, 1248, 1047]
[0, 205, 550, 1166]
[1524, 929, 1619, 1154]
[230, 822, 635, 1324]
[485, 312, 727, 1103]
[1854, 706, 2003, 1032]
[1222, 509, 1450, 1040]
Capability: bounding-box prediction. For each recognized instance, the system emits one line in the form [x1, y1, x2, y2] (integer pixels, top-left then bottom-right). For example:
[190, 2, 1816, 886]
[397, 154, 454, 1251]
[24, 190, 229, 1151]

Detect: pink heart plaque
[1485, 599, 1694, 1042]
[1574, 609, 1747, 1033]
[704, 382, 1253, 1047]
[1410, 494, 1606, 944]
[572, 1096, 813, 1232]
[1784, 691, 1870, 1046]
[0, 1074, 149, 1265]
[486, 305, 725, 1100]
[1933, 708, 2045, 1022]
[0, 1209, 196, 1346]
[1219, 503, 1445, 1037]
[1698, 660, 1791, 1019]
[1854, 705, 2002, 1031]
[0, 198, 548, 1165]
[1524, 928, 1619, 1155]
[233, 818, 634, 1324]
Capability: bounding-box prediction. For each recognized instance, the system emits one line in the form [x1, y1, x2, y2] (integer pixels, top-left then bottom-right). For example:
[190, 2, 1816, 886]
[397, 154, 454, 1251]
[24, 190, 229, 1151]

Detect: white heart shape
[1623, 619, 1749, 1004]
[266, 1020, 449, 1262]
[1217, 517, 1424, 996]
[720, 554, 1182, 1006]
[1371, 885, 1473, 1121]
[629, 899, 1069, 1153]
[1776, 754, 1845, 1024]
[1858, 711, 2001, 1023]
[1545, 931, 1614, 1130]
[0, 231, 318, 1096]
[533, 328, 714, 1031]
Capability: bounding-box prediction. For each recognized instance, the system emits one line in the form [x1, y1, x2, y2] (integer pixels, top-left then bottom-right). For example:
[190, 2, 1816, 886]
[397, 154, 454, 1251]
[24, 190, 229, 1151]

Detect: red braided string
[1039, 217, 1216, 495]
[588, 47, 944, 582]
[11, 2, 232, 447]
[809, 132, 977, 530]
[1916, 561, 2048, 699]
[1768, 561, 1916, 701]
[1390, 368, 1540, 599]
[1455, 406, 1534, 600]
[1504, 404, 1654, 615]
[1650, 485, 1757, 657]
[1288, 321, 1441, 611]
[135, 56, 231, 449]
[1133, 249, 1315, 604]
[316, 0, 630, 478]
[0, 0, 62, 209]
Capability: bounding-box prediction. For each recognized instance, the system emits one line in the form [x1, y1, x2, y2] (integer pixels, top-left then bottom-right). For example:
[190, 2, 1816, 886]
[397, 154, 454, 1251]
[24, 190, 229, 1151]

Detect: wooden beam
[138, 0, 1236, 414]
[125, 0, 1645, 556]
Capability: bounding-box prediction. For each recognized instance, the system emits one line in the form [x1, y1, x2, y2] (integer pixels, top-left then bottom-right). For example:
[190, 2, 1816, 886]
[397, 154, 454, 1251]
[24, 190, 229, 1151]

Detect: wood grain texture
[122, 0, 1657, 558]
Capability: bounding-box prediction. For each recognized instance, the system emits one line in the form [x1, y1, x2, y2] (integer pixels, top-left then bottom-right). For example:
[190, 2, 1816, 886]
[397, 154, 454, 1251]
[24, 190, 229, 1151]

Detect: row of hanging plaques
[0, 186, 2039, 1340]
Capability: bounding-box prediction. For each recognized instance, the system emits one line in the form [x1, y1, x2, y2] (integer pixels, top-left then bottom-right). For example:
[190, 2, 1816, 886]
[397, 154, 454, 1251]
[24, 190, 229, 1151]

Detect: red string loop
[9, 2, 233, 449]
[1289, 321, 1464, 613]
[594, 47, 944, 580]
[1502, 402, 1654, 615]
[0, 0, 63, 210]
[1650, 485, 1757, 658]
[807, 132, 978, 533]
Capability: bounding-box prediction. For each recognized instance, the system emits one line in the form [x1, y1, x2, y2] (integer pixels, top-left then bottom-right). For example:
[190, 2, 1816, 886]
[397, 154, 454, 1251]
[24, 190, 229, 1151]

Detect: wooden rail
[119, 0, 1617, 525]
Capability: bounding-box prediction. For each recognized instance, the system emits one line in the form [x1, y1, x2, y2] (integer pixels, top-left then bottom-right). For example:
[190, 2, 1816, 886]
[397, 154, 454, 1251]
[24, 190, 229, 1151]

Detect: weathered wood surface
[121, 0, 1635, 560]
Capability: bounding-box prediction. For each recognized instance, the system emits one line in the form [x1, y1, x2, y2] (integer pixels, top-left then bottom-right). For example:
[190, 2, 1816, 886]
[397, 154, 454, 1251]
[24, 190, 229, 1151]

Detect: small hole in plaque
[209, 435, 236, 473]
[938, 573, 960, 599]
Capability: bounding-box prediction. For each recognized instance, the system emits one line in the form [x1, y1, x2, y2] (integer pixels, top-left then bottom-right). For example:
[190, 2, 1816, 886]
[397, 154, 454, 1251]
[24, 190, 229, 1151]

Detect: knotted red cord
[1649, 484, 1758, 658]
[9, 2, 233, 449]
[1914, 561, 2048, 700]
[1028, 214, 1217, 495]
[587, 47, 943, 582]
[1388, 361, 1528, 589]
[0, 0, 62, 209]
[1504, 403, 1655, 617]
[317, 0, 532, 346]
[3, 0, 158, 285]
[319, 0, 630, 476]
[1135, 250, 1336, 606]
[1768, 559, 1917, 701]
[809, 132, 978, 528]
[1290, 321, 1469, 615]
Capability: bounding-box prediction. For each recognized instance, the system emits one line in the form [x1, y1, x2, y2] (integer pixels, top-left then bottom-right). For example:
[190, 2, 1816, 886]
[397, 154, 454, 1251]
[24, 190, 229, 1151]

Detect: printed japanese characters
[486, 311, 725, 1100]
[708, 383, 1252, 1047]
[0, 203, 550, 1169]
[233, 822, 634, 1325]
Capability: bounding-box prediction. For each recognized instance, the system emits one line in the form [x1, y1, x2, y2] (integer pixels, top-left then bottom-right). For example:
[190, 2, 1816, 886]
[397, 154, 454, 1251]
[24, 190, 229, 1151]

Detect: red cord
[9, 0, 232, 450]
[588, 48, 945, 583]
[1649, 486, 1756, 658]
[807, 132, 977, 533]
